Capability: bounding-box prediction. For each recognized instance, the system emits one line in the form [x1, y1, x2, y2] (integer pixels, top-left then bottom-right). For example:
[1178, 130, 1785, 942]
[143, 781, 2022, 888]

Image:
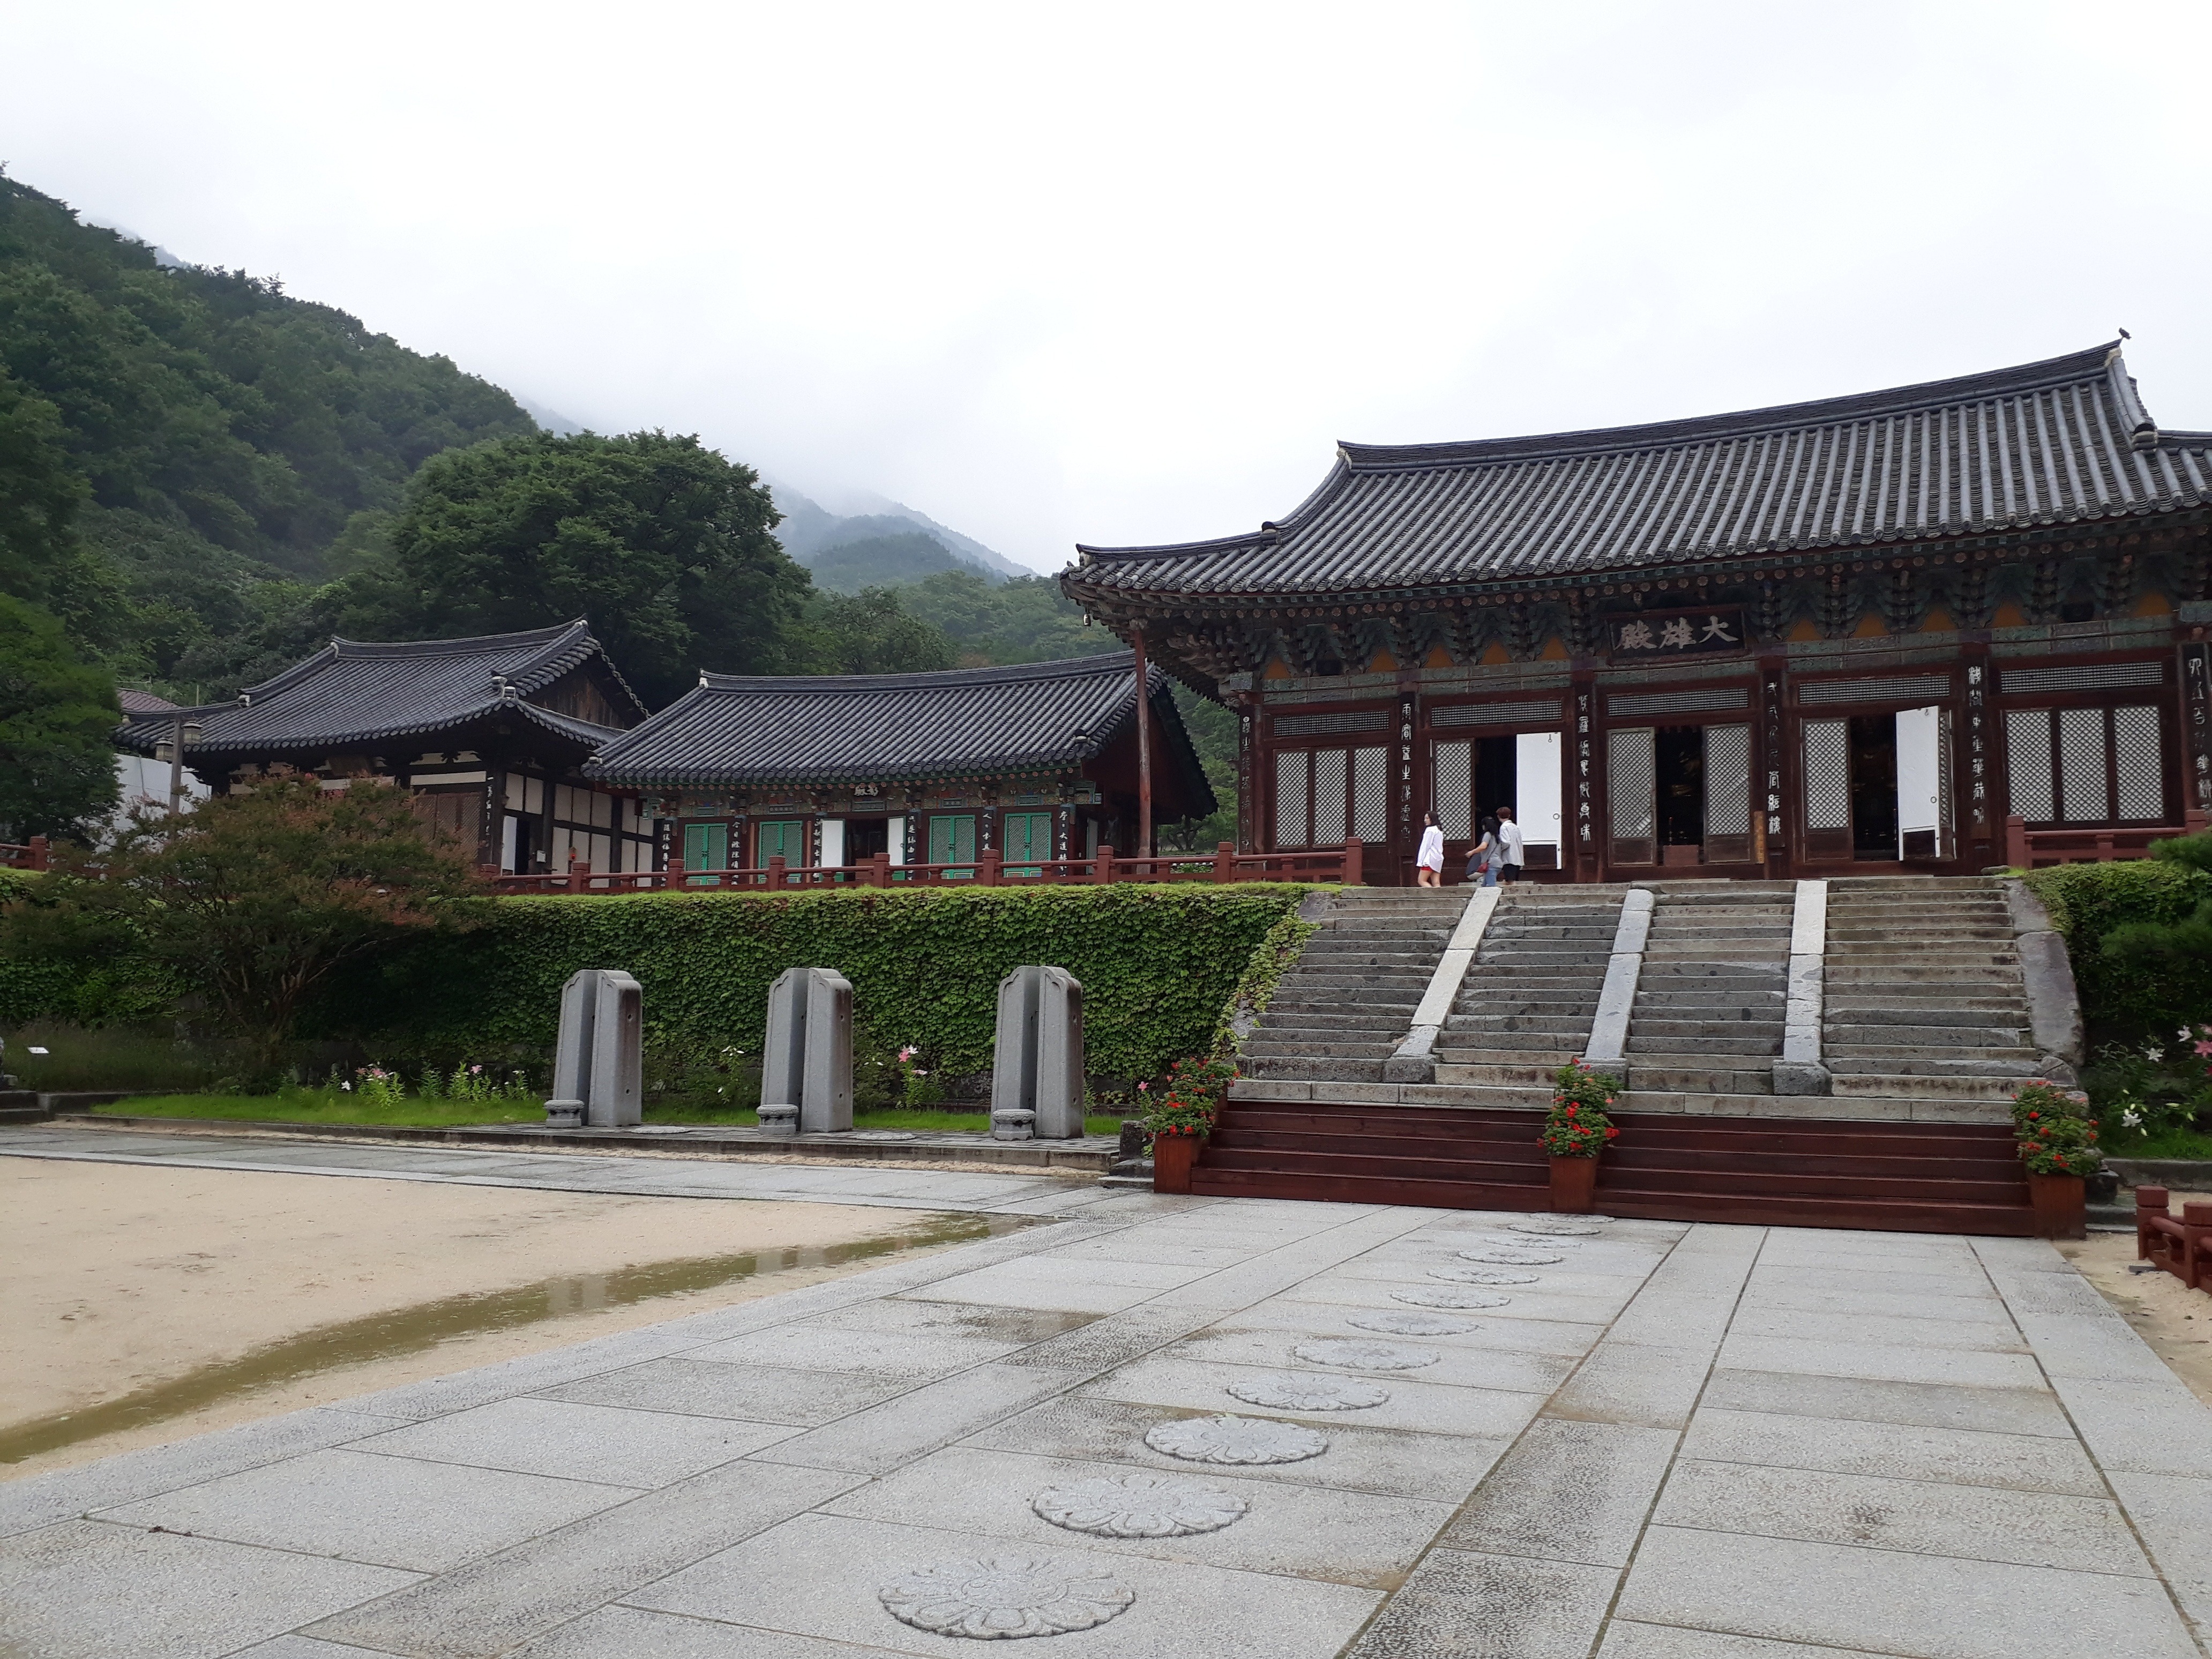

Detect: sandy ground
[0, 1160, 982, 1480]
[2061, 1190, 2212, 1408]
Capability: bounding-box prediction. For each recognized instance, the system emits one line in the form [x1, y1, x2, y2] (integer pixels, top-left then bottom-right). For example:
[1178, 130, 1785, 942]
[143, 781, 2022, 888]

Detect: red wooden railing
[2004, 812, 2208, 869]
[0, 836, 49, 871]
[484, 839, 1364, 895]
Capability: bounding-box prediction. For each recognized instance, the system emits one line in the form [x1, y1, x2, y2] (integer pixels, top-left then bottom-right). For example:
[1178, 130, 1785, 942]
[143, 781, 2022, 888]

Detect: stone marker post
[545, 968, 643, 1128]
[544, 969, 597, 1127]
[586, 970, 644, 1127]
[991, 965, 1085, 1140]
[759, 967, 854, 1135]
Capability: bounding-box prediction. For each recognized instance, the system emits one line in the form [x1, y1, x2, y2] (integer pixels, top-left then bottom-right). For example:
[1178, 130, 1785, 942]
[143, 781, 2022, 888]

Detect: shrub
[2, 775, 486, 1078]
[1541, 1059, 1620, 1157]
[1141, 1053, 1239, 1142]
[2011, 1079, 2103, 1177]
[2024, 845, 2212, 1044]
[316, 883, 1312, 1084]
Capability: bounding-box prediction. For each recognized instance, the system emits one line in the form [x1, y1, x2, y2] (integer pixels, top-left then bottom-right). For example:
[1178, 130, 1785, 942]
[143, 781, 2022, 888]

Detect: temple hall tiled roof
[1068, 343, 2212, 602]
[587, 652, 1212, 808]
[117, 620, 640, 758]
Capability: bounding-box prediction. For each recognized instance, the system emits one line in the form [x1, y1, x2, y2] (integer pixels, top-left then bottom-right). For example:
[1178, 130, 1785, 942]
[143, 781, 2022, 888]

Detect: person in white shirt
[1415, 811, 1445, 887]
[1494, 805, 1525, 883]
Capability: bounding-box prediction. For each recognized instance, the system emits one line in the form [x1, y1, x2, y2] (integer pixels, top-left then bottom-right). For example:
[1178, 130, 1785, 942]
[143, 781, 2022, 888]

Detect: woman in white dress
[1415, 811, 1445, 888]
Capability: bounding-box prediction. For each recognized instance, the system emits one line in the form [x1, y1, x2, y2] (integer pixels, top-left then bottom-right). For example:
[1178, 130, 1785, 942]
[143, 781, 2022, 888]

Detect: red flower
[1605, 1126, 1619, 1139]
[1566, 1104, 1579, 1116]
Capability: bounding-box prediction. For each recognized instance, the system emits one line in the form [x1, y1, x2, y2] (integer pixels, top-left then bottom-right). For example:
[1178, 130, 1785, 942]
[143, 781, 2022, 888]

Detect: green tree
[0, 593, 120, 840]
[2105, 831, 2212, 970]
[8, 774, 485, 1076]
[804, 586, 955, 674]
[339, 430, 811, 706]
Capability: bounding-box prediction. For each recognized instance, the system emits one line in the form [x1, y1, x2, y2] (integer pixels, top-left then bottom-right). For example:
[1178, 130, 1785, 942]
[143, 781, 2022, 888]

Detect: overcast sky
[8, 1, 2208, 573]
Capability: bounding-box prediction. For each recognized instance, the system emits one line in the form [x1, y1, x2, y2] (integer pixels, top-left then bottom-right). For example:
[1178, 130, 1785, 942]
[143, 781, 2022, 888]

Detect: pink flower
[2195, 1041, 2212, 1058]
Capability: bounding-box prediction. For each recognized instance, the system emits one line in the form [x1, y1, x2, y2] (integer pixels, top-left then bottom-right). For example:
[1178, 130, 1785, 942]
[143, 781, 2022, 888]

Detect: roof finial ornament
[2118, 327, 2131, 340]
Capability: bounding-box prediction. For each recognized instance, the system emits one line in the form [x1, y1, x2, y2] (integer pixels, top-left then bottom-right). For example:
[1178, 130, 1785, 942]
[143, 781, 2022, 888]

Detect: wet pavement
[4, 1132, 2210, 1657]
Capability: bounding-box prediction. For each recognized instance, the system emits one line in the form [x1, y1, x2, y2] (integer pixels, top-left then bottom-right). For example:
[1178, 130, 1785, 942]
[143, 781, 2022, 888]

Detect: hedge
[2022, 858, 2212, 1041]
[317, 883, 1317, 1081]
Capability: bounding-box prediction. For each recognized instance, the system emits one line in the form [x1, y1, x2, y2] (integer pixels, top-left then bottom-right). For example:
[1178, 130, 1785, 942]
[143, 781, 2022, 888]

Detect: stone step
[1827, 1043, 2038, 1063]
[1824, 1023, 2028, 1047]
[1240, 1040, 1400, 1060]
[1636, 1013, 1787, 1040]
[1628, 1040, 1782, 1062]
[1827, 1056, 2041, 1078]
[1445, 1011, 1603, 1033]
[1245, 1057, 1388, 1083]
[1626, 1063, 1775, 1095]
[1438, 1029, 1595, 1052]
[1628, 1024, 1784, 1046]
[1429, 1060, 1561, 1086]
[1422, 1074, 1558, 1107]
[1828, 1073, 2024, 1101]
[1255, 1012, 1426, 1033]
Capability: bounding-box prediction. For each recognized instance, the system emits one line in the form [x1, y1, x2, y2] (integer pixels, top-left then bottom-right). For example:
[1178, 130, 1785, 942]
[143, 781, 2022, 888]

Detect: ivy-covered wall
[326, 883, 1316, 1079]
[2023, 858, 2212, 1041]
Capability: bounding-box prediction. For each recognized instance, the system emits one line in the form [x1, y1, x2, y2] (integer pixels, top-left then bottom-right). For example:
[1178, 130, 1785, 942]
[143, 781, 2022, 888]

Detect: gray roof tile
[118, 621, 639, 758]
[586, 652, 1212, 809]
[1069, 343, 2211, 601]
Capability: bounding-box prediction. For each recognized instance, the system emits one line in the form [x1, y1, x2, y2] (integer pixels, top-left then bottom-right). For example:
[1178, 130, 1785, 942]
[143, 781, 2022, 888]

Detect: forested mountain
[0, 170, 1236, 840]
[0, 173, 538, 694]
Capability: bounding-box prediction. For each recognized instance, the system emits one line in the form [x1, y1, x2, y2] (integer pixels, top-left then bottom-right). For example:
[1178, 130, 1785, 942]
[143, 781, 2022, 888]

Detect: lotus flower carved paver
[1225, 1372, 1389, 1410]
[1452, 1248, 1564, 1266]
[878, 1557, 1134, 1639]
[1441, 1262, 1540, 1284]
[1294, 1339, 1439, 1371]
[1032, 1475, 1247, 1538]
[1145, 1414, 1328, 1465]
[1480, 1233, 1581, 1249]
[1392, 1286, 1513, 1309]
[1348, 1310, 1477, 1336]
[1508, 1216, 1611, 1235]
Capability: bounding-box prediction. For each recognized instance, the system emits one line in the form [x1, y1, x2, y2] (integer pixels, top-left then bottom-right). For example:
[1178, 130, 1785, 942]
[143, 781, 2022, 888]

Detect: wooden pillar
[1133, 630, 1154, 858]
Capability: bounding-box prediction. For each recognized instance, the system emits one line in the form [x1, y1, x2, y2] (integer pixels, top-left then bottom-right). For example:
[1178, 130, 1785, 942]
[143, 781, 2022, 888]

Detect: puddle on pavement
[2, 1211, 1028, 1466]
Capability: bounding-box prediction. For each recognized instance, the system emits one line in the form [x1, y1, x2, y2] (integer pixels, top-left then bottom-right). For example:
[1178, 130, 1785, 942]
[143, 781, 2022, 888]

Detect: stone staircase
[1822, 878, 2043, 1107]
[1237, 888, 1469, 1088]
[1624, 884, 1795, 1096]
[1429, 887, 1626, 1108]
[1198, 872, 2061, 1234]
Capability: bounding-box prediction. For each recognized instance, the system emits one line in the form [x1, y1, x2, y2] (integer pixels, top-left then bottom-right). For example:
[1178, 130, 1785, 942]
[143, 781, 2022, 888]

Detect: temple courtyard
[3, 1126, 2210, 1658]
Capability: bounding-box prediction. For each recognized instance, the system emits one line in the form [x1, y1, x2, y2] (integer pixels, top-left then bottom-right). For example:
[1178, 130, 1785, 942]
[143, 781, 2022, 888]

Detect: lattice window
[1704, 724, 1751, 836]
[1432, 740, 1472, 839]
[1276, 708, 1391, 737]
[2058, 707, 2108, 823]
[1608, 727, 1656, 840]
[1274, 750, 1309, 848]
[1313, 749, 1348, 846]
[1351, 747, 1388, 843]
[1608, 686, 1750, 718]
[1431, 699, 1563, 728]
[1803, 719, 1850, 831]
[2007, 709, 2054, 821]
[2115, 706, 2164, 819]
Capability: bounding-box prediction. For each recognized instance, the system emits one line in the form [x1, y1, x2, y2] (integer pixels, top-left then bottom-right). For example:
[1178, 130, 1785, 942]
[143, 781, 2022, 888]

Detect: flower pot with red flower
[2012, 1080, 2099, 1240]
[1540, 1059, 1621, 1212]
[1141, 1055, 1240, 1194]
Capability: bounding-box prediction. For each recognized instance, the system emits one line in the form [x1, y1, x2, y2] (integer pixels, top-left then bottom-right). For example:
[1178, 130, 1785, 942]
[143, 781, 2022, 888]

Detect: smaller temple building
[119, 621, 655, 874]
[585, 652, 1213, 874]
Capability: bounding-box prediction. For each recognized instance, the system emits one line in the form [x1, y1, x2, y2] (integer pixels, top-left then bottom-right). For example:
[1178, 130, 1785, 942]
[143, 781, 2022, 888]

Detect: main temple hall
[1062, 342, 2212, 884]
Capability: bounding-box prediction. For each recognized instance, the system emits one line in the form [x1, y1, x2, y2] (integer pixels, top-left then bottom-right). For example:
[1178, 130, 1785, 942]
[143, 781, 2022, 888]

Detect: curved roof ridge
[1073, 343, 2136, 567]
[698, 650, 1138, 695]
[1338, 342, 2124, 471]
[324, 619, 591, 659]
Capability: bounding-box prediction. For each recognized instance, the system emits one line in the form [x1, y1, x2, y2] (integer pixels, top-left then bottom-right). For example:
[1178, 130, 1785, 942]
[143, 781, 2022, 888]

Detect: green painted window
[683, 821, 728, 886]
[756, 820, 804, 865]
[929, 813, 976, 875]
[1003, 811, 1052, 874]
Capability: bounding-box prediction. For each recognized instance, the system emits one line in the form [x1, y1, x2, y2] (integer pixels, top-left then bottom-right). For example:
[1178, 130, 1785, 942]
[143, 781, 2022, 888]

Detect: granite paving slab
[9, 1154, 2212, 1659]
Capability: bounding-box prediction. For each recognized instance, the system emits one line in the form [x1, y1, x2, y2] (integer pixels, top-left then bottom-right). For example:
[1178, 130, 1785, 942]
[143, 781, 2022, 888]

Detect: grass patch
[94, 1093, 1126, 1137]
[2104, 1126, 2212, 1162]
[8, 1022, 225, 1094]
[97, 1091, 540, 1128]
